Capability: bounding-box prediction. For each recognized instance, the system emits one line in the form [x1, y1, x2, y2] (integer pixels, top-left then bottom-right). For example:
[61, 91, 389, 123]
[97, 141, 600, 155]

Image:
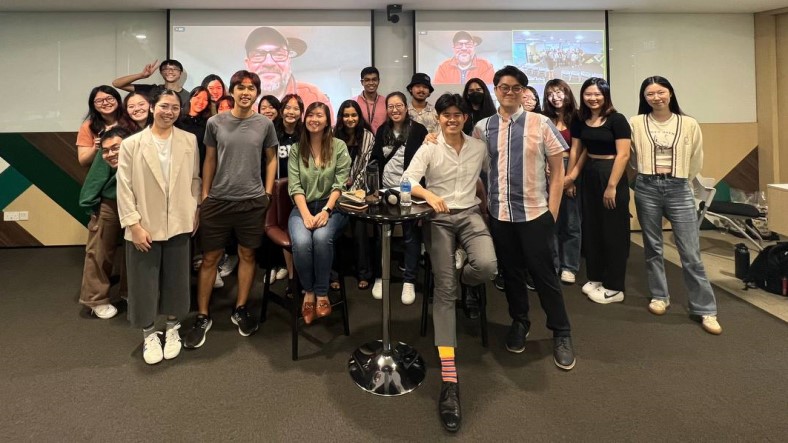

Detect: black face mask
[467, 92, 485, 106]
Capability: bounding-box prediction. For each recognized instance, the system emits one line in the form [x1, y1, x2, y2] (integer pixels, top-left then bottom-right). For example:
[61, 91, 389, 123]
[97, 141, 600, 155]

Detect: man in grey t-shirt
[184, 70, 279, 348]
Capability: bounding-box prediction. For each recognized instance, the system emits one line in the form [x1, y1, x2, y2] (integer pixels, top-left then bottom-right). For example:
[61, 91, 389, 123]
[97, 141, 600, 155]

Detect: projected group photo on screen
[512, 30, 605, 85]
[172, 24, 372, 113]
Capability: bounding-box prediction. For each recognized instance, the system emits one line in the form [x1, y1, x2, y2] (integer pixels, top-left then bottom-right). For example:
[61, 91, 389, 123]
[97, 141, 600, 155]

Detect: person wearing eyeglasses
[112, 59, 190, 107]
[474, 65, 575, 370]
[116, 90, 201, 365]
[629, 76, 721, 335]
[355, 66, 387, 134]
[370, 92, 429, 304]
[434, 31, 494, 85]
[78, 126, 132, 320]
[76, 85, 129, 166]
[244, 26, 331, 114]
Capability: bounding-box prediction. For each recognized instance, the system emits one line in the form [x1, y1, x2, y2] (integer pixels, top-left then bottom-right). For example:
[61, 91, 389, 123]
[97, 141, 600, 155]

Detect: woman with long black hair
[334, 99, 376, 290]
[461, 78, 495, 135]
[630, 75, 721, 334]
[76, 85, 127, 166]
[570, 78, 631, 304]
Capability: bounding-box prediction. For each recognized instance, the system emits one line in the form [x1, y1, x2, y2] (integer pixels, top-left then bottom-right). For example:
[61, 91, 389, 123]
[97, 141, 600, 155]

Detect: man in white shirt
[405, 93, 497, 433]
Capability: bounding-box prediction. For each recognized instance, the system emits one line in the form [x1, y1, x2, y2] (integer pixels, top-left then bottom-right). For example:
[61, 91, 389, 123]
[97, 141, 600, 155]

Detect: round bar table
[340, 202, 433, 396]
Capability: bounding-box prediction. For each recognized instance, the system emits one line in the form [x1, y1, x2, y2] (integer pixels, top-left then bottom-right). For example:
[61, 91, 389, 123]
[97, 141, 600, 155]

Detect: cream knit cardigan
[629, 113, 703, 179]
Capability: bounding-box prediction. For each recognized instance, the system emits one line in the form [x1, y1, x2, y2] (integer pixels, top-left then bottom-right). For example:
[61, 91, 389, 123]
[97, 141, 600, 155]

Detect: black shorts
[200, 195, 269, 252]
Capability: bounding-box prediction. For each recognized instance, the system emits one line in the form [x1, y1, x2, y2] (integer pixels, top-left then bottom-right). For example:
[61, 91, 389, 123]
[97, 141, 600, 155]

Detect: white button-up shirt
[405, 132, 488, 210]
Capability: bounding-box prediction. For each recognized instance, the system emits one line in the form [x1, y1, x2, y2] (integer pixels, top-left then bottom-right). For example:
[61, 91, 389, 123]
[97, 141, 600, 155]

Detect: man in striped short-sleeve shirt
[473, 65, 576, 370]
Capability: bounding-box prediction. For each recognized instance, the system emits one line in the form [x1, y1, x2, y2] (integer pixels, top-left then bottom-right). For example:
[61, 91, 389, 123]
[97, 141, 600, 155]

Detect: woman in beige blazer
[117, 90, 201, 365]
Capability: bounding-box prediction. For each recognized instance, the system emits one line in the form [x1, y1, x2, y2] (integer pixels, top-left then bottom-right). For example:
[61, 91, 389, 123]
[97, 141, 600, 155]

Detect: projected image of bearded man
[243, 26, 331, 113]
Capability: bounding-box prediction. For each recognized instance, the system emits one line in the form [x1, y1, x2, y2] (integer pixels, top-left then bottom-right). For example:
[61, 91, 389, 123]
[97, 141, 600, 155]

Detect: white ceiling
[0, 0, 785, 14]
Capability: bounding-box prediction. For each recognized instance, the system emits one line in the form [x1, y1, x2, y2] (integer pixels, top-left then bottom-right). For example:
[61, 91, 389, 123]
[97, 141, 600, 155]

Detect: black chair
[419, 178, 489, 347]
[259, 178, 350, 360]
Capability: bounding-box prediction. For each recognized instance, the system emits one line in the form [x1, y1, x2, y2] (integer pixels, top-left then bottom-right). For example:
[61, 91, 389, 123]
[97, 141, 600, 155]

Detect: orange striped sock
[438, 346, 457, 383]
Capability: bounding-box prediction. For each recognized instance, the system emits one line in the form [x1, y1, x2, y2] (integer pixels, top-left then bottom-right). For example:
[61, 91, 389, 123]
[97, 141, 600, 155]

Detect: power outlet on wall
[19, 211, 29, 221]
[3, 211, 20, 221]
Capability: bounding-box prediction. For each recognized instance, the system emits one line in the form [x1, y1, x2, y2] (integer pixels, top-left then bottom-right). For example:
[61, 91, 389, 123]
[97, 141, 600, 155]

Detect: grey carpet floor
[1, 245, 787, 441]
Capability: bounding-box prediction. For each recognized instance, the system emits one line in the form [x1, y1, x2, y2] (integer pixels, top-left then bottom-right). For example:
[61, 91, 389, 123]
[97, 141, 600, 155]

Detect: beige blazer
[117, 126, 201, 241]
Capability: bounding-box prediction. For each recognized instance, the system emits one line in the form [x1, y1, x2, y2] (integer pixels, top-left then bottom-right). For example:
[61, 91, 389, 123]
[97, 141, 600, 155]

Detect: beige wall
[756, 9, 788, 188]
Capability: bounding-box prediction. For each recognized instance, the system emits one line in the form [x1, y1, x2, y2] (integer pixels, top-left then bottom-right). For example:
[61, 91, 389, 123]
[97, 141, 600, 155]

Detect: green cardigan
[288, 138, 351, 203]
[78, 150, 118, 215]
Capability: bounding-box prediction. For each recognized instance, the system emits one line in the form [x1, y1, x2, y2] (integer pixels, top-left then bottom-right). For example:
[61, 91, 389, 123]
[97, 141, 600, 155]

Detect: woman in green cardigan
[288, 102, 351, 325]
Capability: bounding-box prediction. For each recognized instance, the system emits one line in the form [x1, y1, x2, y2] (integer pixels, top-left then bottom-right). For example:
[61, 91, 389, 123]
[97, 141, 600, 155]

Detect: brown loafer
[316, 299, 332, 318]
[302, 301, 316, 325]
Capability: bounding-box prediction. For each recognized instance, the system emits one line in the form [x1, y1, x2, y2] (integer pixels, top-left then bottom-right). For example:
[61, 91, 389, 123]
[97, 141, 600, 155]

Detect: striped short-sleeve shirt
[474, 108, 568, 223]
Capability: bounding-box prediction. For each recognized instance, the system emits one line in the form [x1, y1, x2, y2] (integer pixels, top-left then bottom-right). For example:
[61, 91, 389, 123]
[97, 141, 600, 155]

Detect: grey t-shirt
[204, 112, 278, 201]
[382, 142, 406, 189]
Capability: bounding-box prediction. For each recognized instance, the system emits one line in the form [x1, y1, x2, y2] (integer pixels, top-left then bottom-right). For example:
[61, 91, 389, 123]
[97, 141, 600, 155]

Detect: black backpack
[744, 242, 788, 295]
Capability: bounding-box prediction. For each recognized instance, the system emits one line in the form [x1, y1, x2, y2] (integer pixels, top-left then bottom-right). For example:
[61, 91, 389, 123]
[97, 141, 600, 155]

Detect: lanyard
[362, 93, 379, 125]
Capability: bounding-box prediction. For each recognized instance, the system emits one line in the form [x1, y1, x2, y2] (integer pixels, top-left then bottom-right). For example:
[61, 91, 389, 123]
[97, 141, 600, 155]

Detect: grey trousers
[126, 233, 191, 328]
[426, 207, 497, 347]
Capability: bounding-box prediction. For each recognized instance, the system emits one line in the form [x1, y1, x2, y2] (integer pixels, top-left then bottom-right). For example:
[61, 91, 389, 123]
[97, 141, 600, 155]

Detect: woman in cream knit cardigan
[630, 76, 721, 335]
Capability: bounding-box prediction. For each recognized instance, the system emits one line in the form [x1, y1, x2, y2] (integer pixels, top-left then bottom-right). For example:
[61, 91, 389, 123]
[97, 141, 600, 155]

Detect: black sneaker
[494, 273, 505, 291]
[183, 315, 212, 349]
[553, 336, 576, 370]
[462, 285, 480, 320]
[231, 305, 259, 337]
[525, 272, 536, 291]
[505, 320, 529, 353]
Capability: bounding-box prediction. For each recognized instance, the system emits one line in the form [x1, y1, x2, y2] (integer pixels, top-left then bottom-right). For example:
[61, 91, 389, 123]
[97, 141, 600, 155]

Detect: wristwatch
[322, 206, 333, 214]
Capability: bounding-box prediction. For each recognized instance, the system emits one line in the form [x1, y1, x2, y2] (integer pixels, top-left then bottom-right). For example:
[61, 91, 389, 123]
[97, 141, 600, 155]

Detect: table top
[338, 202, 433, 224]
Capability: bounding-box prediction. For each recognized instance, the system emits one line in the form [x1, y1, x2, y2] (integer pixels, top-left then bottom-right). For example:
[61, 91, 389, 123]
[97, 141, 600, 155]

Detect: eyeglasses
[645, 91, 670, 99]
[160, 66, 181, 73]
[101, 145, 121, 155]
[496, 85, 524, 94]
[387, 104, 405, 111]
[248, 48, 289, 63]
[522, 96, 537, 102]
[453, 42, 475, 49]
[94, 97, 117, 106]
[547, 91, 565, 99]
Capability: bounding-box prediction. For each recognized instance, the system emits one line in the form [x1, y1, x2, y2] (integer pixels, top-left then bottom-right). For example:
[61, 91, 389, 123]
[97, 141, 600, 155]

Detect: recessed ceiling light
[135, 34, 147, 40]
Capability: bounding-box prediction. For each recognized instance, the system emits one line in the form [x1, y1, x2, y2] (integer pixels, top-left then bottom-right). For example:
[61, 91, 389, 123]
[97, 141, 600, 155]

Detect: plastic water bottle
[400, 175, 412, 207]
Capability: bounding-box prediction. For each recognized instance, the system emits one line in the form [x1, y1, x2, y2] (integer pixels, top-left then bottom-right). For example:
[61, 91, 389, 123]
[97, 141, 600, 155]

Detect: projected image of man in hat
[244, 26, 332, 111]
[434, 31, 494, 85]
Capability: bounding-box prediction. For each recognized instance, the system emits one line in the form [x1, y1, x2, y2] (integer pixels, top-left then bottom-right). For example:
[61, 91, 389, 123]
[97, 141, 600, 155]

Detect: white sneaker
[588, 287, 624, 304]
[143, 332, 164, 365]
[218, 254, 239, 277]
[163, 324, 182, 360]
[701, 315, 723, 335]
[92, 303, 117, 319]
[455, 248, 467, 270]
[213, 272, 224, 289]
[275, 268, 289, 280]
[581, 281, 603, 296]
[648, 298, 670, 315]
[401, 282, 416, 305]
[372, 278, 383, 299]
[560, 270, 576, 284]
[266, 268, 277, 284]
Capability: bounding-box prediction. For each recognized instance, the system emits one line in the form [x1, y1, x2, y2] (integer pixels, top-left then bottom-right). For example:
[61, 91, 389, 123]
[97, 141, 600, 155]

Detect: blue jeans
[634, 175, 717, 315]
[555, 157, 582, 274]
[288, 199, 348, 295]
